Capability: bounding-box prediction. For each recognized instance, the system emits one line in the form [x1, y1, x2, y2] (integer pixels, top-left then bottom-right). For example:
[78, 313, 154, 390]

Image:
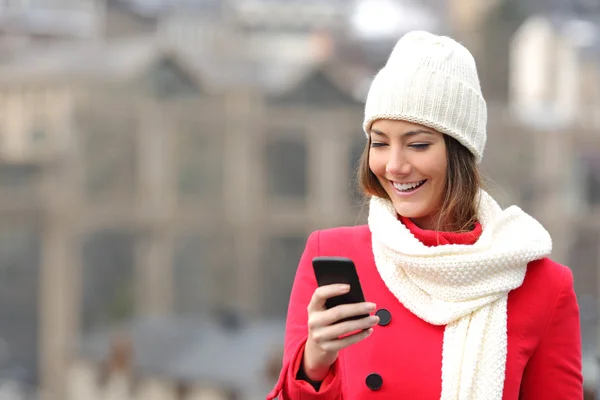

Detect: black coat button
[375, 308, 391, 326]
[366, 373, 383, 390]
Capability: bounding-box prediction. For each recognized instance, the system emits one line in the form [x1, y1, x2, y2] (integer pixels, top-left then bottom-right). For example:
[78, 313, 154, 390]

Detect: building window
[261, 234, 306, 317]
[81, 229, 135, 332]
[265, 137, 307, 199]
[176, 126, 222, 201]
[577, 152, 600, 206]
[0, 222, 40, 385]
[585, 167, 600, 205]
[0, 164, 40, 198]
[173, 232, 234, 315]
[0, 164, 42, 207]
[82, 118, 137, 200]
[173, 233, 210, 315]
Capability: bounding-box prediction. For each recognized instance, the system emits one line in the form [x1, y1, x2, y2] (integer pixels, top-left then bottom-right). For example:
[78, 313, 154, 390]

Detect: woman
[266, 31, 583, 399]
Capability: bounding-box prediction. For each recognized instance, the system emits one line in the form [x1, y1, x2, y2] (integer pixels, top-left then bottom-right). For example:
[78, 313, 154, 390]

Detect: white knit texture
[368, 190, 552, 400]
[363, 31, 487, 163]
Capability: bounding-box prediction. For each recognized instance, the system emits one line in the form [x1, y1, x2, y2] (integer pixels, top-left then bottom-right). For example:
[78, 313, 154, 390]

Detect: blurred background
[0, 0, 597, 399]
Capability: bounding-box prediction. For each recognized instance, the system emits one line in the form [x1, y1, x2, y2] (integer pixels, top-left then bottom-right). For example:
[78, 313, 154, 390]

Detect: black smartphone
[312, 256, 369, 322]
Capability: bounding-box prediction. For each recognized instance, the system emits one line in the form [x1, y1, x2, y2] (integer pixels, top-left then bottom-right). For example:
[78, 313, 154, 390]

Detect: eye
[370, 142, 387, 148]
[409, 143, 430, 150]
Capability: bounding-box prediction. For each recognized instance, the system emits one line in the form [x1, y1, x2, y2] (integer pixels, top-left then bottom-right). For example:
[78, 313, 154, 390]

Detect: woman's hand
[302, 284, 379, 381]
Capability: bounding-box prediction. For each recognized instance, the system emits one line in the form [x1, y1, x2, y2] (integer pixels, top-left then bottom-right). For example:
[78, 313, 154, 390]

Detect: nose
[385, 148, 411, 177]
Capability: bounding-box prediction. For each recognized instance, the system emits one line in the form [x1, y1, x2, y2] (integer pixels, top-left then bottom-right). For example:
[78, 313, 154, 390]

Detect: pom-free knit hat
[363, 31, 487, 163]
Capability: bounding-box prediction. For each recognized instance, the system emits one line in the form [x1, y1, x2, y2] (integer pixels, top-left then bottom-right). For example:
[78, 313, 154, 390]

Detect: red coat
[267, 223, 583, 400]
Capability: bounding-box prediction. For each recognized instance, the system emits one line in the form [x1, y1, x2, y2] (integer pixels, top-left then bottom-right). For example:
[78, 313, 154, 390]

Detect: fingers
[319, 302, 377, 326]
[307, 284, 376, 321]
[306, 285, 379, 359]
[310, 314, 380, 344]
[320, 327, 374, 353]
[307, 284, 350, 312]
[308, 301, 376, 332]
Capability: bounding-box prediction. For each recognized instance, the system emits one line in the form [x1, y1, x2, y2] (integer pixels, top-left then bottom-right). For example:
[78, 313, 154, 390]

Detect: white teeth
[393, 180, 426, 191]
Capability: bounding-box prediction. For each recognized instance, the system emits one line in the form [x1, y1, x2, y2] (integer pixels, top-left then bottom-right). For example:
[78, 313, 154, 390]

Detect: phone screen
[312, 256, 368, 322]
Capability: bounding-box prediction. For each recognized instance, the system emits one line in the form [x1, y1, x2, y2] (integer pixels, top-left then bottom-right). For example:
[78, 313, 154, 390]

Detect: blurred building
[0, 0, 367, 398]
[0, 0, 598, 399]
[509, 11, 600, 393]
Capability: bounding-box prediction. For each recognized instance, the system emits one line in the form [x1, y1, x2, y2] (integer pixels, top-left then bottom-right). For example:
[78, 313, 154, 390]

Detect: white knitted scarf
[368, 190, 552, 400]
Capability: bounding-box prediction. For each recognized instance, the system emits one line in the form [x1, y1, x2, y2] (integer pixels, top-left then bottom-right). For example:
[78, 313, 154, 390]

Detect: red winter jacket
[267, 220, 583, 399]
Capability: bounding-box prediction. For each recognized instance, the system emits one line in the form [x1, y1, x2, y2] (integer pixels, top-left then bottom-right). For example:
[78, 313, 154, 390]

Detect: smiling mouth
[392, 179, 427, 192]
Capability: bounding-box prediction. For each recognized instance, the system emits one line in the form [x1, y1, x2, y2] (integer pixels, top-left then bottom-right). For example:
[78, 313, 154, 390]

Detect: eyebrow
[370, 129, 435, 137]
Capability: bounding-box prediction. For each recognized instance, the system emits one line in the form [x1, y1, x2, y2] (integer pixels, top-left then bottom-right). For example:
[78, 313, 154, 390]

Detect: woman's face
[368, 119, 447, 230]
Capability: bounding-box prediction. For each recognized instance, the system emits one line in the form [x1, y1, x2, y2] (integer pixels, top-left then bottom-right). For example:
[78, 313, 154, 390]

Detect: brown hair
[358, 134, 481, 233]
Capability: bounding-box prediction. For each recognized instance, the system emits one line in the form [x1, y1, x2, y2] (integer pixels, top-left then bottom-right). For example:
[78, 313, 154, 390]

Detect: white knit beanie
[363, 31, 487, 163]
